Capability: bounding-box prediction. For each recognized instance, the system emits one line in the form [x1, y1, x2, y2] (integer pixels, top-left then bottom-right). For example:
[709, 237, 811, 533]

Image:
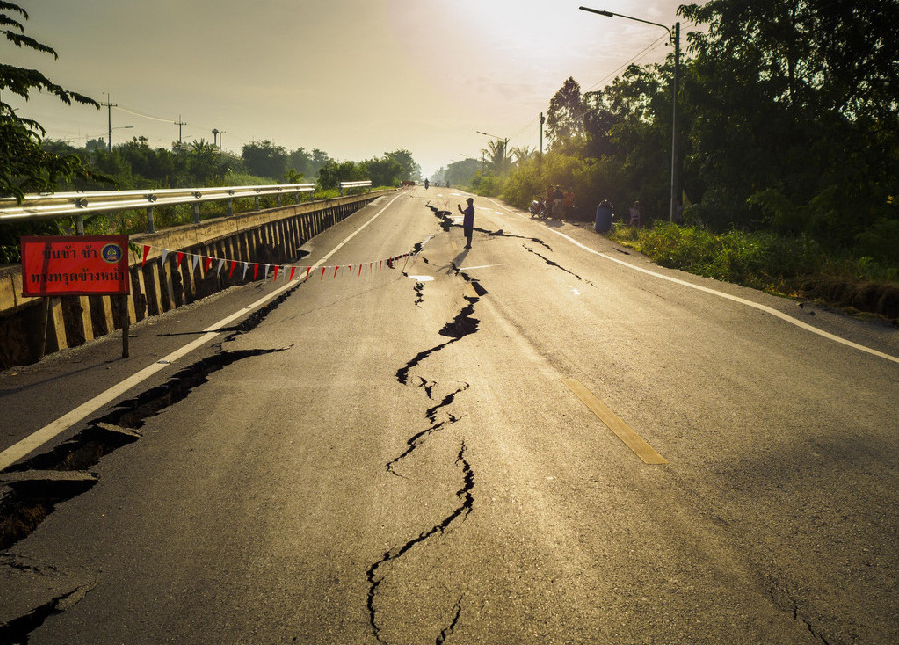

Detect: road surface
[1, 188, 897, 644]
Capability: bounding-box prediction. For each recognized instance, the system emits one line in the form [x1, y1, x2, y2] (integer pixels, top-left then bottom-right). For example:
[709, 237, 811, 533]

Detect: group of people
[451, 190, 642, 251]
[547, 185, 576, 219]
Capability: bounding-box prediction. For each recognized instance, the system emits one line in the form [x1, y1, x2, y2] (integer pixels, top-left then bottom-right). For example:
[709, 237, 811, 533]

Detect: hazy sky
[5, 0, 690, 177]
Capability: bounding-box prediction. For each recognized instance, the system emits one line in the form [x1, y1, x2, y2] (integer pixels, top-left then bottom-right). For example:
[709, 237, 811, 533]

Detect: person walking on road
[458, 198, 475, 249]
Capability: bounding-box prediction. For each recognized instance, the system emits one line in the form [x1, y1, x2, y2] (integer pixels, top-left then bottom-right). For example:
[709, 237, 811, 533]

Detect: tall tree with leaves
[1, 2, 100, 201]
[680, 0, 899, 240]
[546, 76, 586, 151]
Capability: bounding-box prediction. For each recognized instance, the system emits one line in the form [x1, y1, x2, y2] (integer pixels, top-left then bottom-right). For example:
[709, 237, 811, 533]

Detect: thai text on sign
[20, 235, 130, 297]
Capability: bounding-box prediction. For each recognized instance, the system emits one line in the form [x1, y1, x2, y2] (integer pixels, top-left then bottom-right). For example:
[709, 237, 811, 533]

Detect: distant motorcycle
[529, 199, 549, 219]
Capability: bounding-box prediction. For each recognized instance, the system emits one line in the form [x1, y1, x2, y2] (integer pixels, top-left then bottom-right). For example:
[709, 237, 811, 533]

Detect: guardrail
[0, 183, 318, 234]
[339, 180, 372, 196]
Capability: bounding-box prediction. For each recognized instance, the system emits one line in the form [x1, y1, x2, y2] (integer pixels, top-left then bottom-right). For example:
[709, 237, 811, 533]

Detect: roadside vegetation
[435, 0, 898, 321]
[0, 4, 421, 263]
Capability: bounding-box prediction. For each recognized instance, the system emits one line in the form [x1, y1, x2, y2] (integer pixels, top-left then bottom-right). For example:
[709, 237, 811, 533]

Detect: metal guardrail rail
[0, 183, 319, 234]
[338, 180, 372, 196]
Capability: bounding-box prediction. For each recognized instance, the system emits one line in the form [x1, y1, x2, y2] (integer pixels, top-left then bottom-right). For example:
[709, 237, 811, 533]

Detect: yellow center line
[563, 378, 668, 465]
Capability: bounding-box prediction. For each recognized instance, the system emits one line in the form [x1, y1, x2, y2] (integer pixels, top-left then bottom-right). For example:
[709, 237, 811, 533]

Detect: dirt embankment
[799, 276, 899, 322]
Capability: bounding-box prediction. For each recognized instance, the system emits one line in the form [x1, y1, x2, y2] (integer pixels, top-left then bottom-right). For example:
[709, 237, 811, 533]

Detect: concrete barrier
[0, 191, 393, 369]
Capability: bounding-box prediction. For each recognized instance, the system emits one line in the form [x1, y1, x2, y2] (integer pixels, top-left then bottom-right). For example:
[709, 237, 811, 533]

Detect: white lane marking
[459, 264, 502, 271]
[540, 225, 899, 365]
[407, 275, 435, 282]
[485, 198, 511, 213]
[0, 194, 403, 471]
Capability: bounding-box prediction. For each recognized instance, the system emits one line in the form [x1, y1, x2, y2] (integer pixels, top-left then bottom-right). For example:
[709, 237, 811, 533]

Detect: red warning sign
[20, 235, 131, 297]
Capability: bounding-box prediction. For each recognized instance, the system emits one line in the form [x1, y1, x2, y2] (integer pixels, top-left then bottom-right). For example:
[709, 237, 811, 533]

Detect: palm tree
[481, 139, 511, 174]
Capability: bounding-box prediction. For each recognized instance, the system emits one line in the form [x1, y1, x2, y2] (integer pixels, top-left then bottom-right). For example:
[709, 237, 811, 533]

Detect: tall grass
[608, 222, 898, 296]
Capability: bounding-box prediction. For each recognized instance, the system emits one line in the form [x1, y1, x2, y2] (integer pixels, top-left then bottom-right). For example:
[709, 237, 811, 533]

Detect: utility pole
[175, 114, 187, 145]
[579, 7, 680, 222]
[102, 93, 117, 152]
[539, 112, 546, 155]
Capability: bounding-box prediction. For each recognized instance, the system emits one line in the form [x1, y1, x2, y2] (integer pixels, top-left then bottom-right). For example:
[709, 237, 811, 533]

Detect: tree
[1, 2, 100, 201]
[288, 147, 312, 178]
[316, 159, 366, 191]
[481, 139, 511, 174]
[680, 0, 899, 241]
[241, 140, 288, 179]
[546, 77, 586, 151]
[384, 149, 421, 182]
[366, 155, 403, 187]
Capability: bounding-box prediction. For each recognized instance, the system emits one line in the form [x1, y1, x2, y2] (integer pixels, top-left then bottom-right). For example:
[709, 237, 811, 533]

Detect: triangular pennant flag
[273, 265, 280, 281]
[229, 261, 237, 278]
[217, 259, 226, 276]
[333, 266, 339, 278]
[321, 267, 326, 280]
[306, 267, 311, 279]
[160, 249, 170, 264]
[358, 264, 362, 276]
[206, 257, 213, 272]
[289, 267, 296, 281]
[263, 264, 269, 279]
[142, 245, 150, 266]
[190, 254, 200, 272]
[253, 264, 259, 280]
[242, 263, 250, 280]
[176, 252, 185, 267]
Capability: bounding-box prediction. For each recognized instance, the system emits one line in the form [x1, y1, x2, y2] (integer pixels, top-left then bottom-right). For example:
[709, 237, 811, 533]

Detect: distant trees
[383, 149, 421, 183]
[432, 158, 480, 188]
[241, 140, 288, 180]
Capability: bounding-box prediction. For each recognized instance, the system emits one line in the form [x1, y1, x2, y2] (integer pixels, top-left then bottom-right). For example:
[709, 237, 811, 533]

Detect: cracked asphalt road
[1, 188, 898, 644]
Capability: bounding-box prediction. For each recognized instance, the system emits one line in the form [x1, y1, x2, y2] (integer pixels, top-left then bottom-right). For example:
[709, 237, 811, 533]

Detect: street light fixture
[476, 130, 510, 172]
[579, 6, 680, 222]
[99, 125, 133, 151]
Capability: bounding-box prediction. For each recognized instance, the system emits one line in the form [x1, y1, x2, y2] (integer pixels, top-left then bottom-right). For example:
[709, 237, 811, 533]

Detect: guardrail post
[227, 199, 234, 218]
[277, 194, 282, 207]
[192, 203, 200, 224]
[146, 207, 156, 234]
[254, 196, 259, 211]
[294, 191, 300, 204]
[75, 214, 84, 235]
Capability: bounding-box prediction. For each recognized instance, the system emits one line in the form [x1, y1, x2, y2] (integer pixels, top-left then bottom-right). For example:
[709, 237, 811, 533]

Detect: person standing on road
[458, 197, 475, 249]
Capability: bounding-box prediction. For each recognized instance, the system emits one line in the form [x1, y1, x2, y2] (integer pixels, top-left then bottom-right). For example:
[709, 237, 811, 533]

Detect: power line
[504, 32, 669, 149]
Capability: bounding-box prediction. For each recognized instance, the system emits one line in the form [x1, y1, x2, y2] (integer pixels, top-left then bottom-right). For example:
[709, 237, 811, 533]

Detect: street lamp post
[579, 6, 680, 222]
[476, 130, 510, 173]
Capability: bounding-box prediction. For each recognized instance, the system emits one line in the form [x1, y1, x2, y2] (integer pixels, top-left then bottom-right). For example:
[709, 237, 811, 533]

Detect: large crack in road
[366, 206, 486, 644]
[0, 280, 306, 641]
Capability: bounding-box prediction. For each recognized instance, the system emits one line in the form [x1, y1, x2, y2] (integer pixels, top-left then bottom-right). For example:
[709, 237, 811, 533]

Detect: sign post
[21, 235, 132, 358]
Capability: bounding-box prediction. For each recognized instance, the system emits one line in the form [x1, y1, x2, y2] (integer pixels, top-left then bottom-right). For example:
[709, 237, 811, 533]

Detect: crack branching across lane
[367, 207, 485, 644]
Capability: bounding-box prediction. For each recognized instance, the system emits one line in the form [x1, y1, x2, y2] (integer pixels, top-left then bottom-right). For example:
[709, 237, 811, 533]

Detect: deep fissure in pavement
[366, 441, 474, 645]
[0, 280, 302, 638]
[0, 573, 95, 645]
[367, 242, 484, 643]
